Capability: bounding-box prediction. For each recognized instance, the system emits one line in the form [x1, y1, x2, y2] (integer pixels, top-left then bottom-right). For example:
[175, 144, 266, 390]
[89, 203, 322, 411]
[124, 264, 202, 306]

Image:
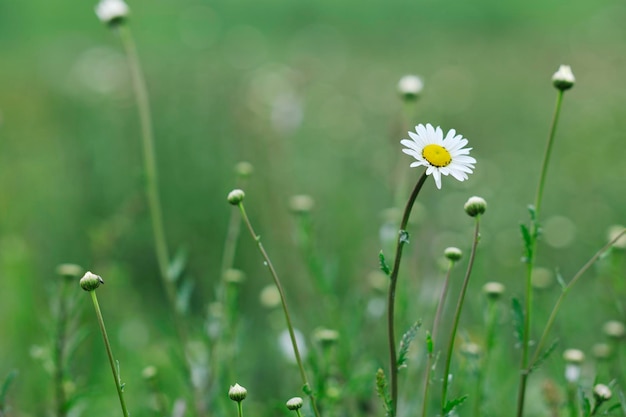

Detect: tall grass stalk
[387, 170, 428, 417]
[420, 253, 457, 417]
[235, 198, 322, 417]
[116, 24, 205, 417]
[87, 288, 130, 417]
[515, 88, 565, 417]
[440, 215, 482, 414]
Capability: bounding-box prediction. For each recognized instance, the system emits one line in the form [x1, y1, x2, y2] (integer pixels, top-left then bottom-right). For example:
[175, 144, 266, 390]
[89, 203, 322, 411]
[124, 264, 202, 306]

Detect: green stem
[515, 89, 565, 417]
[441, 217, 481, 414]
[420, 260, 455, 417]
[236, 401, 244, 417]
[89, 291, 130, 417]
[54, 280, 70, 417]
[387, 170, 428, 417]
[116, 24, 206, 417]
[530, 229, 626, 367]
[237, 202, 322, 417]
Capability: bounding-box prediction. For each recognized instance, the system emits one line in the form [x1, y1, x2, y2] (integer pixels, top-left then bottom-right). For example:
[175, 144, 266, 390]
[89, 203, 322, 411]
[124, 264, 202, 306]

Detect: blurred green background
[1, 0, 626, 415]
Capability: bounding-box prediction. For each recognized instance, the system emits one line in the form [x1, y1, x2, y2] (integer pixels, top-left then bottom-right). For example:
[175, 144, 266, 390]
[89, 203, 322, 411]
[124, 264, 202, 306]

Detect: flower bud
[228, 383, 247, 402]
[234, 161, 254, 178]
[444, 247, 462, 262]
[482, 282, 505, 300]
[286, 397, 303, 411]
[464, 196, 487, 217]
[562, 349, 584, 364]
[313, 328, 340, 347]
[593, 384, 612, 401]
[607, 225, 626, 250]
[56, 263, 84, 280]
[80, 271, 104, 291]
[142, 365, 158, 382]
[592, 343, 612, 360]
[552, 65, 575, 91]
[603, 320, 625, 340]
[397, 75, 424, 101]
[223, 268, 246, 285]
[95, 0, 129, 26]
[227, 189, 245, 205]
[289, 195, 315, 214]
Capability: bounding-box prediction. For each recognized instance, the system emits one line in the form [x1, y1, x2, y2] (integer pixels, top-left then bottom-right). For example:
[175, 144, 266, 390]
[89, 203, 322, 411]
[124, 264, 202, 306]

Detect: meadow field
[1, 0, 625, 416]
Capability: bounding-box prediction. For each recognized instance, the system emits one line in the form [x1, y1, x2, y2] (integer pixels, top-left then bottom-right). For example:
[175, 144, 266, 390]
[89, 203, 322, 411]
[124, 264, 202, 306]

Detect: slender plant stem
[116, 24, 206, 417]
[54, 279, 70, 417]
[236, 401, 244, 417]
[89, 291, 130, 417]
[237, 202, 322, 417]
[530, 229, 626, 367]
[420, 260, 455, 417]
[440, 217, 481, 414]
[387, 170, 428, 417]
[515, 89, 565, 417]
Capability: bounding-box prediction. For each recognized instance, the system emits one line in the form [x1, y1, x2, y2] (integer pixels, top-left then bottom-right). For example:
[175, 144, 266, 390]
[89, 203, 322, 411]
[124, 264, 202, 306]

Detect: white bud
[397, 75, 424, 100]
[552, 65, 575, 91]
[286, 397, 303, 411]
[228, 383, 247, 402]
[95, 0, 129, 25]
[593, 384, 612, 401]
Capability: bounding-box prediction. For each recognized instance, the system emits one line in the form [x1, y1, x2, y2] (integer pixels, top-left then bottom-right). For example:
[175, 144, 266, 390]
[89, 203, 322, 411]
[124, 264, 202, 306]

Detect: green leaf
[397, 321, 421, 370]
[579, 388, 591, 417]
[302, 383, 313, 396]
[618, 390, 626, 417]
[520, 223, 532, 263]
[426, 331, 433, 355]
[511, 297, 524, 346]
[379, 251, 391, 276]
[555, 270, 567, 291]
[167, 247, 189, 283]
[176, 278, 195, 314]
[0, 370, 18, 410]
[530, 339, 559, 372]
[443, 395, 468, 415]
[375, 368, 392, 416]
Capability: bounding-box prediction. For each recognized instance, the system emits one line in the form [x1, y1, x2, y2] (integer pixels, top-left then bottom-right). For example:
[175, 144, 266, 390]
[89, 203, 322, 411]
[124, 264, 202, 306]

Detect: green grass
[1, 1, 626, 416]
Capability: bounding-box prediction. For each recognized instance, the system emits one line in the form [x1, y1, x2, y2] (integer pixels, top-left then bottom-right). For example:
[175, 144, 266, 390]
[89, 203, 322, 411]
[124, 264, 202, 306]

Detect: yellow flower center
[422, 144, 451, 167]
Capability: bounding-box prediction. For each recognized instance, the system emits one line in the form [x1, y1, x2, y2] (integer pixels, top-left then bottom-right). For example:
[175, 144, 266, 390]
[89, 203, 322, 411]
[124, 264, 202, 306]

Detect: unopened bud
[289, 195, 315, 214]
[482, 282, 505, 300]
[444, 247, 462, 262]
[95, 0, 129, 25]
[227, 189, 245, 205]
[56, 263, 84, 280]
[80, 271, 104, 291]
[228, 383, 247, 402]
[234, 161, 254, 178]
[397, 75, 424, 101]
[552, 65, 575, 91]
[603, 320, 625, 340]
[286, 397, 303, 411]
[593, 384, 612, 402]
[464, 196, 487, 217]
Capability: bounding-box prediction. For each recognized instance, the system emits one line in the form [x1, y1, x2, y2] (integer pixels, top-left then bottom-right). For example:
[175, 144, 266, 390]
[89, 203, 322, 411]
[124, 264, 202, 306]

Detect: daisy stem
[420, 259, 456, 417]
[440, 216, 481, 414]
[387, 170, 428, 417]
[116, 24, 206, 417]
[89, 290, 130, 417]
[515, 89, 564, 417]
[236, 201, 322, 417]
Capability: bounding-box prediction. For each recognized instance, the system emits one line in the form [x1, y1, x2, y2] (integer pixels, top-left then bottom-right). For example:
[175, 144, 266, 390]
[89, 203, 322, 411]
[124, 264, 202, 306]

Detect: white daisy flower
[401, 123, 476, 189]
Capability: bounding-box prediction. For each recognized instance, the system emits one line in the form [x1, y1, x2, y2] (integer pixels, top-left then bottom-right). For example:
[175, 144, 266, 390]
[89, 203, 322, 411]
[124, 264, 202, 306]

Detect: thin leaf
[555, 270, 567, 291]
[167, 247, 189, 283]
[444, 395, 468, 415]
[397, 321, 421, 370]
[379, 251, 391, 276]
[399, 230, 410, 245]
[375, 368, 391, 417]
[530, 339, 559, 372]
[520, 223, 532, 263]
[176, 279, 195, 314]
[0, 370, 18, 410]
[618, 390, 626, 417]
[511, 297, 524, 346]
[579, 388, 591, 417]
